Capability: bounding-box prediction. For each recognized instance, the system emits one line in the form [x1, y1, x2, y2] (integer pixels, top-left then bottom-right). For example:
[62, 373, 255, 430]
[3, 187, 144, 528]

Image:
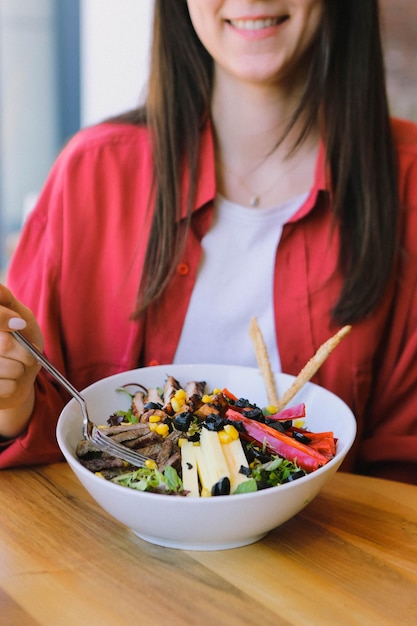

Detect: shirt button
[148, 359, 160, 367]
[176, 262, 189, 276]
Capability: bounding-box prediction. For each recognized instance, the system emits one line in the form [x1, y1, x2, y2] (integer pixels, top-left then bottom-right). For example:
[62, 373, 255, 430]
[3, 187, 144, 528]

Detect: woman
[0, 1, 416, 482]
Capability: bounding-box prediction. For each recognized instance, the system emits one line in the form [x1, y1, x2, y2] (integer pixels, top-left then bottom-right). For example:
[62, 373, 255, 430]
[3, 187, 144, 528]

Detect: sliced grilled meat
[131, 390, 146, 417]
[185, 380, 206, 412]
[156, 430, 181, 468]
[100, 423, 150, 436]
[145, 387, 164, 406]
[163, 376, 181, 413]
[78, 456, 126, 472]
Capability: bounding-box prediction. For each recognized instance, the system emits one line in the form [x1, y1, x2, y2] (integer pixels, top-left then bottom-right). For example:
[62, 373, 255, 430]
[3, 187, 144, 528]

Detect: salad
[76, 375, 336, 497]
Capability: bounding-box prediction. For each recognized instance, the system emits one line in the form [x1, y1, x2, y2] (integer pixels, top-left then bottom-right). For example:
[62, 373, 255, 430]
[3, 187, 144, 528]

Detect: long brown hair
[112, 0, 398, 325]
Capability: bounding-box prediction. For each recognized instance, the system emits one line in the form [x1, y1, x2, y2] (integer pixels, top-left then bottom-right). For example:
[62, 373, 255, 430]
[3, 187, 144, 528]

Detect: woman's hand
[0, 284, 44, 438]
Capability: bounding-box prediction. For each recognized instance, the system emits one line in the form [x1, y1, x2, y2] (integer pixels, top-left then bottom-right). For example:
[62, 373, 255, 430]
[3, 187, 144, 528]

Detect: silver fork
[12, 331, 151, 468]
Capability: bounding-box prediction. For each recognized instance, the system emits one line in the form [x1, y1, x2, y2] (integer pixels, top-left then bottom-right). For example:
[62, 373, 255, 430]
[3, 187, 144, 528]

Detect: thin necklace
[221, 163, 283, 207]
[218, 155, 303, 208]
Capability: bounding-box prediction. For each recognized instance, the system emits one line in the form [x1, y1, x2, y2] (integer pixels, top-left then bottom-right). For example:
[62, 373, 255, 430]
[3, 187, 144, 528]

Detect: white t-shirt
[173, 193, 307, 371]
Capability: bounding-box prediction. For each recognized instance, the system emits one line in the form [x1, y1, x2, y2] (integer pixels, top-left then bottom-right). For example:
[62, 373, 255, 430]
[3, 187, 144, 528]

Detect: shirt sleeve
[1, 147, 71, 468]
[358, 137, 417, 484]
[358, 270, 417, 484]
[0, 123, 154, 468]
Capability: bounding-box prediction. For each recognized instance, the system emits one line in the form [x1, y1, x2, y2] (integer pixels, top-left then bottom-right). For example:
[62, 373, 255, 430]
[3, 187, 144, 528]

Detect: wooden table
[0, 464, 416, 626]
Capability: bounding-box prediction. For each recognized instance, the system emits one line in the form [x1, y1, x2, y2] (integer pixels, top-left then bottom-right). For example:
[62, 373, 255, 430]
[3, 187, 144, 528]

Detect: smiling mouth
[228, 16, 289, 31]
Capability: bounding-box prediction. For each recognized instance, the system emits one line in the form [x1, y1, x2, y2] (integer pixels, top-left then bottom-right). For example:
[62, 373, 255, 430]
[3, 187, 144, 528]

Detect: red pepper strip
[310, 438, 336, 458]
[289, 427, 337, 457]
[265, 403, 306, 422]
[289, 427, 335, 439]
[222, 388, 239, 402]
[308, 439, 336, 459]
[226, 408, 330, 473]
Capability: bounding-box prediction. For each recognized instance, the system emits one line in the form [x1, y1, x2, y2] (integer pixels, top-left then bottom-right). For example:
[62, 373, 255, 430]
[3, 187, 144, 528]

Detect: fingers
[0, 284, 43, 349]
[0, 330, 39, 368]
[0, 285, 43, 405]
[0, 331, 41, 406]
[0, 358, 41, 405]
[0, 356, 26, 399]
[0, 284, 29, 331]
[0, 286, 42, 432]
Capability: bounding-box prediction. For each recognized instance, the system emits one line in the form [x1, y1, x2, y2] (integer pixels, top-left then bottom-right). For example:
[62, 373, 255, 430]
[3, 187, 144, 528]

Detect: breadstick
[249, 317, 279, 407]
[273, 325, 352, 413]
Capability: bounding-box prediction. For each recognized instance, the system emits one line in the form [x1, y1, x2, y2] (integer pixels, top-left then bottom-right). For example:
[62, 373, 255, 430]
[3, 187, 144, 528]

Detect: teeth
[230, 17, 281, 31]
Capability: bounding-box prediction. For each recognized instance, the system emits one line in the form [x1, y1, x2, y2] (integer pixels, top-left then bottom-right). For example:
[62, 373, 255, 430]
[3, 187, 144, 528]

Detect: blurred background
[0, 0, 416, 276]
[0, 0, 153, 274]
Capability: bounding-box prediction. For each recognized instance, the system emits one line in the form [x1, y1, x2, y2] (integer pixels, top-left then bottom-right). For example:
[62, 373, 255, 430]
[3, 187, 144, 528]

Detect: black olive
[144, 401, 163, 410]
[292, 431, 312, 444]
[225, 418, 244, 433]
[282, 470, 306, 483]
[243, 446, 255, 463]
[203, 421, 219, 432]
[264, 419, 287, 433]
[238, 465, 251, 476]
[243, 407, 264, 422]
[173, 412, 194, 432]
[211, 476, 231, 496]
[203, 414, 225, 432]
[235, 397, 251, 408]
[249, 447, 271, 464]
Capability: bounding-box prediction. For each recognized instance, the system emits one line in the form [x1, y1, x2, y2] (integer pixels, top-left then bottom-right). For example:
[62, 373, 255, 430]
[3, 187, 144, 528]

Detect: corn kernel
[223, 424, 240, 440]
[149, 413, 161, 423]
[149, 422, 158, 432]
[95, 471, 105, 478]
[145, 459, 158, 470]
[171, 398, 183, 413]
[212, 388, 222, 394]
[156, 423, 170, 437]
[294, 419, 306, 428]
[265, 405, 277, 415]
[202, 394, 214, 403]
[218, 430, 232, 444]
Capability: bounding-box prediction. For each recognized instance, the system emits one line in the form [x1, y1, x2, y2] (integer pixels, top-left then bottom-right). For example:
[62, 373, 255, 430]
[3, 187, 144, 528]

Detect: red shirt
[3, 118, 417, 483]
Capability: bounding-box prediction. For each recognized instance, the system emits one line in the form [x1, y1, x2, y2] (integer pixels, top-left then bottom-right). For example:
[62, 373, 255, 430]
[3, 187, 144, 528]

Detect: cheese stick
[273, 325, 352, 412]
[249, 316, 279, 407]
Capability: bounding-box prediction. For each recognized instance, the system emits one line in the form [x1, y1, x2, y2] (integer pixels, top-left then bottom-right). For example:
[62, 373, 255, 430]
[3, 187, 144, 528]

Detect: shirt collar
[287, 138, 328, 222]
[179, 121, 217, 221]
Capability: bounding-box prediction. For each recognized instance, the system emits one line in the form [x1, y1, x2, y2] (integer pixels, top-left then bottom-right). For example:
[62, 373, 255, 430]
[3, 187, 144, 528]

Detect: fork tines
[91, 430, 150, 468]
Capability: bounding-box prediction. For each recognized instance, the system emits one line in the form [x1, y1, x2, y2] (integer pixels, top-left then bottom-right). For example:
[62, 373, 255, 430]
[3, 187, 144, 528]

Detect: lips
[228, 16, 289, 31]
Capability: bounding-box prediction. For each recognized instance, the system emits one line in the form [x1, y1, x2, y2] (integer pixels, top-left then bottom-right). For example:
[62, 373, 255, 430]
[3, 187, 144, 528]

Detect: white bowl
[56, 364, 357, 551]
